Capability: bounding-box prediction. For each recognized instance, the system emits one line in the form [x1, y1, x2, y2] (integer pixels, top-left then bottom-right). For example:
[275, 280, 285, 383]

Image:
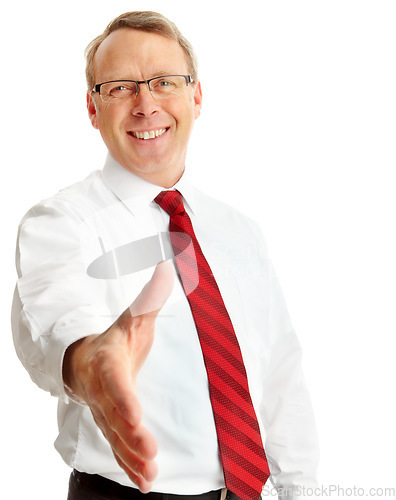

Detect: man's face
[87, 28, 202, 187]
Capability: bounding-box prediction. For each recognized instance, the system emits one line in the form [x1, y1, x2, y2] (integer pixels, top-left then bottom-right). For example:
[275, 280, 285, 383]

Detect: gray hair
[85, 11, 198, 90]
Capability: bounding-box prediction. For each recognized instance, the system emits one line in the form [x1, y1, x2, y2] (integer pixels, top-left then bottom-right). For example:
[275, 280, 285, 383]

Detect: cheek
[97, 107, 124, 135]
[167, 97, 196, 129]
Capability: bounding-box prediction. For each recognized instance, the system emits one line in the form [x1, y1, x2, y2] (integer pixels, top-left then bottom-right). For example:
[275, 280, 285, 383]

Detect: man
[12, 11, 319, 500]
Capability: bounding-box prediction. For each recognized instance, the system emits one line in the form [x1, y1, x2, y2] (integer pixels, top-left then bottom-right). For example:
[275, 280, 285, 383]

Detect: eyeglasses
[92, 75, 194, 103]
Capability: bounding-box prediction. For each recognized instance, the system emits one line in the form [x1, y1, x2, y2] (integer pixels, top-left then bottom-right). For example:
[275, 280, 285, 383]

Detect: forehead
[94, 28, 188, 81]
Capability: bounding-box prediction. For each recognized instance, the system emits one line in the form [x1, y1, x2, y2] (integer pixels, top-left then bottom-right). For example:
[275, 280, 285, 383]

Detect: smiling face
[87, 28, 202, 187]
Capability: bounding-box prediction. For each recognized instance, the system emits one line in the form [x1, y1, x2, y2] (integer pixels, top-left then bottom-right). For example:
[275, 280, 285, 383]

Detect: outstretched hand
[62, 260, 174, 493]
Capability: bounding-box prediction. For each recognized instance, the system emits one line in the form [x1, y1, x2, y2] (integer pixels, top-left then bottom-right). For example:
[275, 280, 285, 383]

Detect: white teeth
[132, 128, 167, 140]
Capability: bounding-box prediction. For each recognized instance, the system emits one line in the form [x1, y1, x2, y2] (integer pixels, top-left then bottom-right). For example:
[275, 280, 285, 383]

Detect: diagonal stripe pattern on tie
[155, 190, 270, 500]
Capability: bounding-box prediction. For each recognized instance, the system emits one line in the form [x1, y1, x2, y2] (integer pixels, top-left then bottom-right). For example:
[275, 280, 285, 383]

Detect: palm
[63, 261, 174, 492]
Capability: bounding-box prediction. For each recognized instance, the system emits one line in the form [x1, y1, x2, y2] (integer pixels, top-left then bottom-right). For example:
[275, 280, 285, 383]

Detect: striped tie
[155, 190, 270, 500]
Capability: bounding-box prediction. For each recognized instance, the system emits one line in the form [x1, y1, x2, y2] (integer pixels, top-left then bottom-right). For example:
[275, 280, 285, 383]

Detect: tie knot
[154, 190, 185, 217]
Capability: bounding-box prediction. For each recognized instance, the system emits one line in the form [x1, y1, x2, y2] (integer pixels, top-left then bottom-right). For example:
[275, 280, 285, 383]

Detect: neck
[126, 166, 185, 188]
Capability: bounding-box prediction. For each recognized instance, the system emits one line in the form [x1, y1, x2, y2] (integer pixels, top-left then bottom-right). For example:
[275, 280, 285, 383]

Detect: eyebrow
[104, 71, 182, 82]
[151, 70, 175, 78]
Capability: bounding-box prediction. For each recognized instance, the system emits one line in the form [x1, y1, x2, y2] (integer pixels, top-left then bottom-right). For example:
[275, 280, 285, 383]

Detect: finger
[105, 379, 142, 427]
[90, 372, 158, 461]
[102, 423, 158, 478]
[118, 422, 158, 462]
[100, 400, 158, 461]
[113, 453, 156, 494]
[112, 433, 158, 481]
[94, 347, 143, 426]
[129, 260, 175, 317]
[90, 404, 158, 486]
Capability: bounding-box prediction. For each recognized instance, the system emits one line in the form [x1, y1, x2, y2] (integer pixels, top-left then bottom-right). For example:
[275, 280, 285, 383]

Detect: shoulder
[16, 170, 115, 260]
[19, 170, 113, 225]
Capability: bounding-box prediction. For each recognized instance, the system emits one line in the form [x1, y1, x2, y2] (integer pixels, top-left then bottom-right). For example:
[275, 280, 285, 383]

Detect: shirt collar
[173, 171, 197, 215]
[101, 153, 197, 215]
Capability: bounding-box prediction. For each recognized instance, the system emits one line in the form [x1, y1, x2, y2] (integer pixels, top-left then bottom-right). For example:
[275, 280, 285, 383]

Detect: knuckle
[106, 405, 119, 430]
[90, 407, 107, 434]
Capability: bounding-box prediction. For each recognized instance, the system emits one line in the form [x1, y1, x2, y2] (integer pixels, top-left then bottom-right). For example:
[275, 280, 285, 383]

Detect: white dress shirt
[12, 154, 319, 499]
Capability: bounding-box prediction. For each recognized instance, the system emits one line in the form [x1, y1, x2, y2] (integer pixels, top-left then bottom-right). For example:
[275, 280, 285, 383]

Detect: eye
[110, 84, 134, 96]
[152, 78, 177, 92]
[103, 82, 136, 99]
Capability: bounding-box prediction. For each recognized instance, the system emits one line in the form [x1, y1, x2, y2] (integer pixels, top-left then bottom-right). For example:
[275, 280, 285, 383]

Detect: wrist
[62, 336, 97, 404]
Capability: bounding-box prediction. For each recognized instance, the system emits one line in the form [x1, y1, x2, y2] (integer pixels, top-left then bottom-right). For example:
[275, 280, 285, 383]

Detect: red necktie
[155, 190, 270, 500]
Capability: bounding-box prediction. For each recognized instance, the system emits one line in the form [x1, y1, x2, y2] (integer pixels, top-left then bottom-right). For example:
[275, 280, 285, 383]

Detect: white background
[1, 1, 395, 498]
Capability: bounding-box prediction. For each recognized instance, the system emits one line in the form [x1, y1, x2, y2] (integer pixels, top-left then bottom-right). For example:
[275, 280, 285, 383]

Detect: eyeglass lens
[100, 76, 189, 103]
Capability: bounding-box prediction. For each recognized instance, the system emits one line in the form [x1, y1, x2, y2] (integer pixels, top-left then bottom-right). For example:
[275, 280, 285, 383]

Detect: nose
[131, 82, 161, 117]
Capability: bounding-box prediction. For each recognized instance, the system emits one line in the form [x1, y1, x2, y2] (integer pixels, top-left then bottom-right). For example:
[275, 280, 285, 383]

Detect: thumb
[128, 259, 175, 318]
[114, 260, 174, 381]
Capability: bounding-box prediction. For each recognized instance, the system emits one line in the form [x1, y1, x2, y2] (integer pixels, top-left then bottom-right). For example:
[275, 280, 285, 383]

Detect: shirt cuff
[46, 315, 113, 400]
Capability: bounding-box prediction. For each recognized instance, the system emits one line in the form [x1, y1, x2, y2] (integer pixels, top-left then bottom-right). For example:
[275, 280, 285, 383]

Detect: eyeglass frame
[91, 75, 194, 101]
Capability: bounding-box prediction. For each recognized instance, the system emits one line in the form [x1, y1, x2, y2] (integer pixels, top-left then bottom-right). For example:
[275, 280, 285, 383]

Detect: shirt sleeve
[11, 197, 112, 400]
[250, 222, 320, 499]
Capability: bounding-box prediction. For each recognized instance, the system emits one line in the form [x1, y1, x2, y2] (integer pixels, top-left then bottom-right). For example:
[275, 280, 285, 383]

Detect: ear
[87, 92, 99, 130]
[193, 81, 203, 120]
